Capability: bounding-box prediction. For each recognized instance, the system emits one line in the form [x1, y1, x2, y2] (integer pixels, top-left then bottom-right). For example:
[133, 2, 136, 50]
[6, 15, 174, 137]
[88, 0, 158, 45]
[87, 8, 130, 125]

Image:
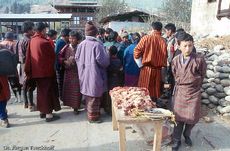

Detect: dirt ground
[197, 35, 230, 50]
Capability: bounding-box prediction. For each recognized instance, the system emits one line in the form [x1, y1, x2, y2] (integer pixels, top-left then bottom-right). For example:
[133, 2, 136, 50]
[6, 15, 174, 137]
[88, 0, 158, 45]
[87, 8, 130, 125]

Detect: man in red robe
[25, 22, 61, 122]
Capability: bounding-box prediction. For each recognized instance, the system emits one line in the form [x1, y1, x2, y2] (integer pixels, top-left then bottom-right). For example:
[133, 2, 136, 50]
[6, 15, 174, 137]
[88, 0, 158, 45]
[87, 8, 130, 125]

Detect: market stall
[110, 87, 175, 151]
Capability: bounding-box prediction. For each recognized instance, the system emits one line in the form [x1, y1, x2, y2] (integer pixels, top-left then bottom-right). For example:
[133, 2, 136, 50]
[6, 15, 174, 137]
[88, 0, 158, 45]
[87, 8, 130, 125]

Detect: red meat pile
[110, 87, 156, 115]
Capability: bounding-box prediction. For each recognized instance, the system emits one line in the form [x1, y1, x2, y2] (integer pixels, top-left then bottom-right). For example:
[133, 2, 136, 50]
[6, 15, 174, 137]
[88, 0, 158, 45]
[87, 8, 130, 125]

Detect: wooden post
[112, 105, 118, 131]
[153, 120, 163, 151]
[118, 123, 126, 151]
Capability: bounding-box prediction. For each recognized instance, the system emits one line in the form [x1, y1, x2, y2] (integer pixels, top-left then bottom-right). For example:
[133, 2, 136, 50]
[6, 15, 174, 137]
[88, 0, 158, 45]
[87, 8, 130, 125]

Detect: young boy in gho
[0, 75, 11, 128]
[171, 33, 207, 151]
[103, 46, 123, 114]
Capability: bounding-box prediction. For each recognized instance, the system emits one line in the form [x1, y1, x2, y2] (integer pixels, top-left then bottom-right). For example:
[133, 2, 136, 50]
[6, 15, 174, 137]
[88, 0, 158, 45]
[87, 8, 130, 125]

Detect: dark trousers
[0, 101, 7, 120]
[23, 89, 34, 106]
[173, 121, 195, 142]
[23, 79, 36, 106]
[8, 76, 22, 97]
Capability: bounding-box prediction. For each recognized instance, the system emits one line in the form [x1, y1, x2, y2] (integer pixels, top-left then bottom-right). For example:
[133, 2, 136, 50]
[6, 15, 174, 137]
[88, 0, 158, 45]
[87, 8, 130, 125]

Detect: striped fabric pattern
[134, 31, 167, 98]
[62, 68, 81, 109]
[85, 96, 101, 121]
[60, 46, 82, 109]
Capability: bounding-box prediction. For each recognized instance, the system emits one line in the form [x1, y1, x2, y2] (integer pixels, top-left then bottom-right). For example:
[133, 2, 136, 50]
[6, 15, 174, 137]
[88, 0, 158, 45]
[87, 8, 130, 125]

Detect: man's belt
[143, 65, 162, 70]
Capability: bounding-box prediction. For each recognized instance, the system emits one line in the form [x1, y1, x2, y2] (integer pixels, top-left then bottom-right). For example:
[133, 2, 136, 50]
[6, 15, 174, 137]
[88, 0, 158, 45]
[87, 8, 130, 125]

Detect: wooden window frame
[208, 0, 216, 3]
[217, 0, 230, 19]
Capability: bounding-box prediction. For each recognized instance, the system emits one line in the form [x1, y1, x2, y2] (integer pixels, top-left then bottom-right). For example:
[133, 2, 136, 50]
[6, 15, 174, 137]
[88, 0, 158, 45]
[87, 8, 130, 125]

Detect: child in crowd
[171, 33, 207, 151]
[0, 75, 11, 128]
[103, 46, 123, 114]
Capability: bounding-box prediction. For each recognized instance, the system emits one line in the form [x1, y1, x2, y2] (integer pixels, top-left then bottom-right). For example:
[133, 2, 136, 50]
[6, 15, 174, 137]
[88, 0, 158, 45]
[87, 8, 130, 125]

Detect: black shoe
[184, 136, 193, 146]
[73, 108, 79, 115]
[40, 113, 46, 119]
[88, 119, 103, 124]
[46, 115, 60, 122]
[172, 141, 181, 151]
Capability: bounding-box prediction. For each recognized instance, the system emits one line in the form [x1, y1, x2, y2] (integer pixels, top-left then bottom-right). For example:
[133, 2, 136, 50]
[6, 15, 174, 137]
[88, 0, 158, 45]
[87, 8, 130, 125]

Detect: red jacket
[25, 33, 56, 78]
[0, 76, 10, 101]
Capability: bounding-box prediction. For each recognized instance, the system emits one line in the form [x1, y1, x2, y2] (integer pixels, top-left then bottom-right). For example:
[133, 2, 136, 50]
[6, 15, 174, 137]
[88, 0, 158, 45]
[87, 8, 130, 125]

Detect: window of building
[87, 17, 93, 21]
[217, 0, 230, 19]
[74, 17, 80, 25]
[208, 0, 216, 2]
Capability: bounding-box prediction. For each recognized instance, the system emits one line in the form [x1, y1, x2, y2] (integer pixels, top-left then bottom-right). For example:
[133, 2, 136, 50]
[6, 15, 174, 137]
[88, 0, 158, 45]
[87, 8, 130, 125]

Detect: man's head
[164, 23, 176, 37]
[98, 28, 105, 36]
[5, 32, 14, 41]
[85, 21, 98, 37]
[105, 28, 113, 41]
[109, 45, 118, 57]
[61, 28, 71, 42]
[177, 32, 194, 57]
[47, 30, 58, 40]
[108, 31, 118, 42]
[120, 32, 129, 42]
[69, 30, 82, 47]
[34, 22, 48, 36]
[22, 21, 34, 36]
[132, 32, 141, 44]
[151, 21, 163, 32]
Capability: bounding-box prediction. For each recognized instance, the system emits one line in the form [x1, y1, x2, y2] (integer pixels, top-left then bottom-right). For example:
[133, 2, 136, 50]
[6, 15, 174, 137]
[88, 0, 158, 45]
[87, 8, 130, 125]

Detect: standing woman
[59, 31, 82, 114]
[123, 32, 141, 86]
[0, 75, 11, 128]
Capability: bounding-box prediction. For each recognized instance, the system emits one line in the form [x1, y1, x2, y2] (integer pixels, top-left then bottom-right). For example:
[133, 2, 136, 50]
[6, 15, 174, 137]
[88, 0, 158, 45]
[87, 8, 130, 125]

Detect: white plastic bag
[133, 120, 173, 146]
[134, 57, 143, 68]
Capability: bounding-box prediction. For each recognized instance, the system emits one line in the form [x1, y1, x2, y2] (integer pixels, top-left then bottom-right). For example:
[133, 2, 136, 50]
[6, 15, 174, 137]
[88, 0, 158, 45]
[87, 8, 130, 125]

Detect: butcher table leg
[119, 123, 126, 151]
[153, 121, 163, 151]
[112, 106, 118, 131]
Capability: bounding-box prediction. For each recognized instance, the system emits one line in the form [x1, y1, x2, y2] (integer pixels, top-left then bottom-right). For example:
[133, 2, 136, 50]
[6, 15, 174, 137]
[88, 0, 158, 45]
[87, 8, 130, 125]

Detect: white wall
[191, 0, 230, 36]
[104, 21, 151, 33]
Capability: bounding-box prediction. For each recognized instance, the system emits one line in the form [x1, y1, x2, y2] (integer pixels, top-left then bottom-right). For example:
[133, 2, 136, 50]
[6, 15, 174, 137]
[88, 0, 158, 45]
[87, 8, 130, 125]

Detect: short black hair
[108, 31, 118, 42]
[47, 29, 57, 37]
[132, 32, 141, 43]
[34, 22, 48, 32]
[177, 32, 194, 45]
[22, 21, 34, 33]
[61, 28, 71, 37]
[176, 28, 185, 33]
[69, 30, 82, 41]
[109, 45, 118, 56]
[164, 23, 176, 33]
[105, 28, 113, 34]
[151, 21, 163, 31]
[98, 28, 105, 35]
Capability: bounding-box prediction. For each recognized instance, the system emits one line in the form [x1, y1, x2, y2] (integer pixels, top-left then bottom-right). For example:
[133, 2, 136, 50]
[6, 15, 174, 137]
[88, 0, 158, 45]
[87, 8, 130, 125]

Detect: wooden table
[112, 102, 164, 151]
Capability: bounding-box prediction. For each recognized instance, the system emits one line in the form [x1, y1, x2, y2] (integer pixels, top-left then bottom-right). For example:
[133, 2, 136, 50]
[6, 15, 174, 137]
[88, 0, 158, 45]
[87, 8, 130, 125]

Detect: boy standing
[171, 33, 207, 151]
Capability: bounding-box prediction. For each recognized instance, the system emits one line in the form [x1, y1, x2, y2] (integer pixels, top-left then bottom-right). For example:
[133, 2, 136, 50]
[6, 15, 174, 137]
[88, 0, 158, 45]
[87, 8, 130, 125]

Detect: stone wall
[200, 45, 230, 116]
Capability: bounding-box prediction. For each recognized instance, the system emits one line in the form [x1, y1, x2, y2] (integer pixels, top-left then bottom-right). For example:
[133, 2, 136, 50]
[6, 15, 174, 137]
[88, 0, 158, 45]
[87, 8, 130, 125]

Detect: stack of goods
[110, 87, 156, 115]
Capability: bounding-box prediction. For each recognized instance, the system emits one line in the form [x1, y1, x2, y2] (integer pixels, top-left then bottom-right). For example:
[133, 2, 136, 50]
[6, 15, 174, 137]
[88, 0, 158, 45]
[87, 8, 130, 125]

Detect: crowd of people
[0, 20, 207, 151]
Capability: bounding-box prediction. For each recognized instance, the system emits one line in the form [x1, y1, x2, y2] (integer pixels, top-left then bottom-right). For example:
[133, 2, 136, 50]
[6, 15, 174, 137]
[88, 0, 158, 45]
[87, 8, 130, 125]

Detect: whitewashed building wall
[191, 0, 230, 36]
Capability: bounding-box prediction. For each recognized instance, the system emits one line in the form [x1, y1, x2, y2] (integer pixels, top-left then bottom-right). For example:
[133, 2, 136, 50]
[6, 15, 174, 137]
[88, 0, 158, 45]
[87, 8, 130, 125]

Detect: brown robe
[134, 31, 167, 98]
[171, 53, 207, 124]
